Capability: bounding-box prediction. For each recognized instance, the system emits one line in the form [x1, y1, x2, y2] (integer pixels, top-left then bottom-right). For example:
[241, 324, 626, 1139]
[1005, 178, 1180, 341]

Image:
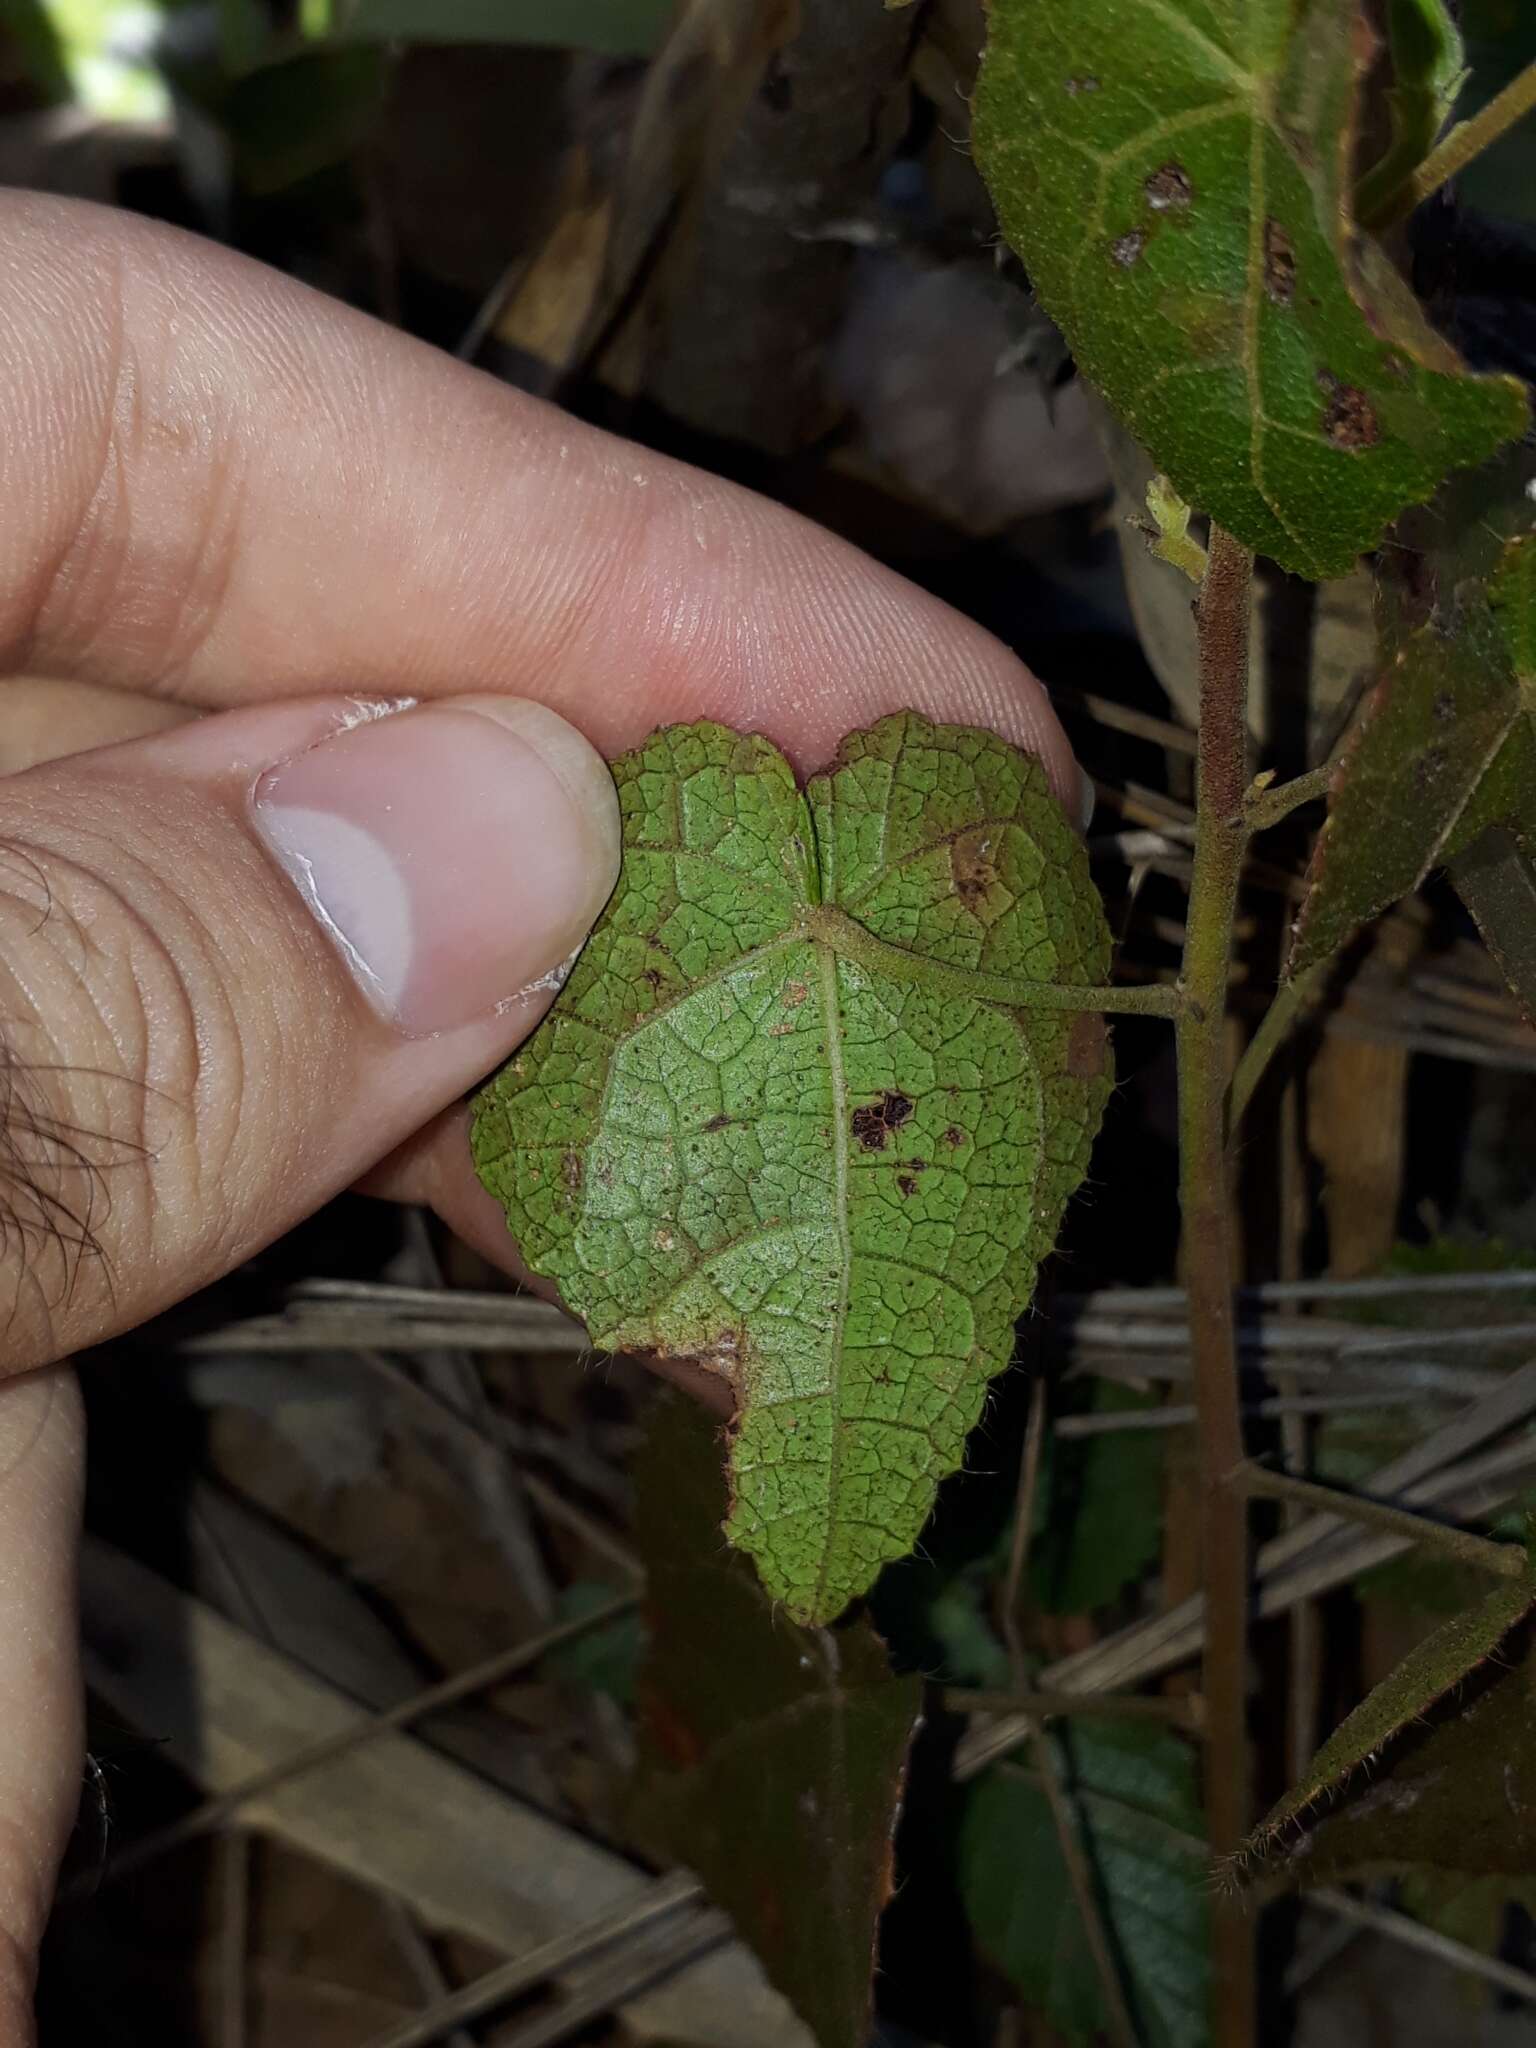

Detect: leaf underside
[1240, 1565, 1536, 1878]
[1291, 499, 1536, 979]
[1266, 1623, 1536, 1892]
[961, 1725, 1210, 2048]
[632, 1391, 921, 2048]
[973, 0, 1526, 580]
[473, 713, 1112, 1624]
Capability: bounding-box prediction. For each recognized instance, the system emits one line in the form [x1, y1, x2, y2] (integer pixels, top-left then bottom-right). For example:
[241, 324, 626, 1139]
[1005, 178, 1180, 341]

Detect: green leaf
[960, 1724, 1209, 2048]
[972, 0, 1527, 579]
[220, 48, 389, 194]
[544, 1582, 644, 1705]
[632, 1390, 921, 2048]
[474, 714, 1112, 1625]
[1355, 0, 1467, 227]
[1452, 827, 1536, 1029]
[1256, 1623, 1536, 1890]
[1289, 446, 1536, 979]
[1240, 1563, 1536, 1877]
[332, 0, 672, 53]
[1033, 1381, 1166, 1616]
[1289, 578, 1525, 973]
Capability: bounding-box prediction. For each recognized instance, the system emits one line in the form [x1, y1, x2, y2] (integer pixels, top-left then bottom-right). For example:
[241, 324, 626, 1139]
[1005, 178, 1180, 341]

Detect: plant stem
[1179, 524, 1256, 2047]
[1363, 56, 1536, 229]
[994, 1379, 1143, 2048]
[808, 904, 1186, 1017]
[1241, 1462, 1529, 1578]
[1227, 959, 1329, 1136]
[947, 1686, 1205, 1732]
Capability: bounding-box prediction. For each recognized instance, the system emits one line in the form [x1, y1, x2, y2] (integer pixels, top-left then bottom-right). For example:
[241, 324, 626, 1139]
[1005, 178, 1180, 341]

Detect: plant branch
[1241, 1462, 1529, 1578]
[1245, 760, 1336, 832]
[1227, 959, 1330, 1136]
[946, 1686, 1205, 1732]
[1363, 57, 1536, 229]
[1180, 523, 1256, 2047]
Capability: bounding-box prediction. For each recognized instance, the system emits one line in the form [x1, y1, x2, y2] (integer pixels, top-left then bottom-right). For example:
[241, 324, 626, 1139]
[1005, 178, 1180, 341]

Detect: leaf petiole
[804, 904, 1186, 1019]
[1362, 55, 1536, 229]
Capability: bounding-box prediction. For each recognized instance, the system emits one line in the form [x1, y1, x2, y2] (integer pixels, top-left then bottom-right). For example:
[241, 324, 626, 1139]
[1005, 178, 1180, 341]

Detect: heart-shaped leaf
[973, 0, 1527, 578]
[473, 713, 1112, 1624]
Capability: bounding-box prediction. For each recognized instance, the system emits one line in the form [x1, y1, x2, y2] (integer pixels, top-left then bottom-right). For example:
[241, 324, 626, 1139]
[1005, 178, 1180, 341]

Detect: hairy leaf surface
[1240, 1564, 1536, 1878]
[973, 0, 1526, 578]
[1291, 483, 1536, 978]
[632, 1391, 920, 2048]
[473, 714, 1111, 1623]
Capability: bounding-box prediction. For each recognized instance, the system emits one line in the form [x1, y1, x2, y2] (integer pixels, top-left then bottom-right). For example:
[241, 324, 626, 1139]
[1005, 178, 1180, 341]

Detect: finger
[0, 679, 191, 775]
[0, 192, 1087, 814]
[0, 1366, 83, 2048]
[0, 693, 619, 1371]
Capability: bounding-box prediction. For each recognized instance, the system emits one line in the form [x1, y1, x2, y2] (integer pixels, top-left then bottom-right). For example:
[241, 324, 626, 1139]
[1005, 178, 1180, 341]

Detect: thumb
[0, 694, 619, 1370]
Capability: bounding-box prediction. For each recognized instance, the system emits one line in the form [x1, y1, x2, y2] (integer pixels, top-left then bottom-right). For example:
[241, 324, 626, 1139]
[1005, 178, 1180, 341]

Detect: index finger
[3, 193, 1086, 809]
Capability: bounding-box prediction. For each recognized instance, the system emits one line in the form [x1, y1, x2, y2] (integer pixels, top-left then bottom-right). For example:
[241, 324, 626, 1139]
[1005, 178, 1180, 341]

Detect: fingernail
[252, 698, 620, 1036]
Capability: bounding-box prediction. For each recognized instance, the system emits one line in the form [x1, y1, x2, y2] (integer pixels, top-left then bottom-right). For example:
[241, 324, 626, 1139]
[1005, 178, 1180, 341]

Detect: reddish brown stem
[1179, 525, 1256, 2044]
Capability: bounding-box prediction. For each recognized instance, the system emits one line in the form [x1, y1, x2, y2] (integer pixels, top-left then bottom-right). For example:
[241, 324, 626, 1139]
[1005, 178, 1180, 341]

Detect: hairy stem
[1245, 759, 1336, 832]
[1363, 56, 1536, 229]
[1242, 1463, 1529, 1579]
[808, 904, 1186, 1017]
[1180, 524, 1256, 2047]
[1227, 959, 1330, 1137]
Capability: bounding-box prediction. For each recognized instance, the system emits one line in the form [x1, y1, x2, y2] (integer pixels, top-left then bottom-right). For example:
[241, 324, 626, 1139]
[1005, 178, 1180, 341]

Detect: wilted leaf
[961, 1724, 1209, 2048]
[474, 715, 1112, 1625]
[1240, 1564, 1536, 1876]
[632, 1390, 921, 2048]
[973, 0, 1526, 578]
[1033, 1381, 1166, 1616]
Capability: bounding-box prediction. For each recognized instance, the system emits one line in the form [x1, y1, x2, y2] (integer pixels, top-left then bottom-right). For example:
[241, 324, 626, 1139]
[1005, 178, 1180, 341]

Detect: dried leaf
[973, 0, 1526, 578]
[474, 715, 1112, 1624]
[632, 1390, 921, 2048]
[961, 1724, 1209, 2048]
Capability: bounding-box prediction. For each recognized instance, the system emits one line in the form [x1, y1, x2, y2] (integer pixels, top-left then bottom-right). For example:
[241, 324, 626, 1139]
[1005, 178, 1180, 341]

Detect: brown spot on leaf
[1318, 370, 1380, 450]
[1433, 690, 1456, 723]
[1065, 75, 1100, 94]
[897, 1175, 918, 1197]
[942, 1125, 965, 1149]
[1111, 230, 1146, 268]
[851, 1090, 915, 1151]
[952, 833, 998, 913]
[643, 966, 664, 988]
[782, 978, 809, 1008]
[702, 1112, 734, 1133]
[562, 1150, 582, 1192]
[1145, 161, 1192, 211]
[1263, 220, 1296, 305]
[1067, 1011, 1109, 1081]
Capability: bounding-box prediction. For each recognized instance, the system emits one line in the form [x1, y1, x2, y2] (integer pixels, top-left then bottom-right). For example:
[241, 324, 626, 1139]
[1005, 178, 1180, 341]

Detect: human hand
[0, 192, 1085, 2041]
